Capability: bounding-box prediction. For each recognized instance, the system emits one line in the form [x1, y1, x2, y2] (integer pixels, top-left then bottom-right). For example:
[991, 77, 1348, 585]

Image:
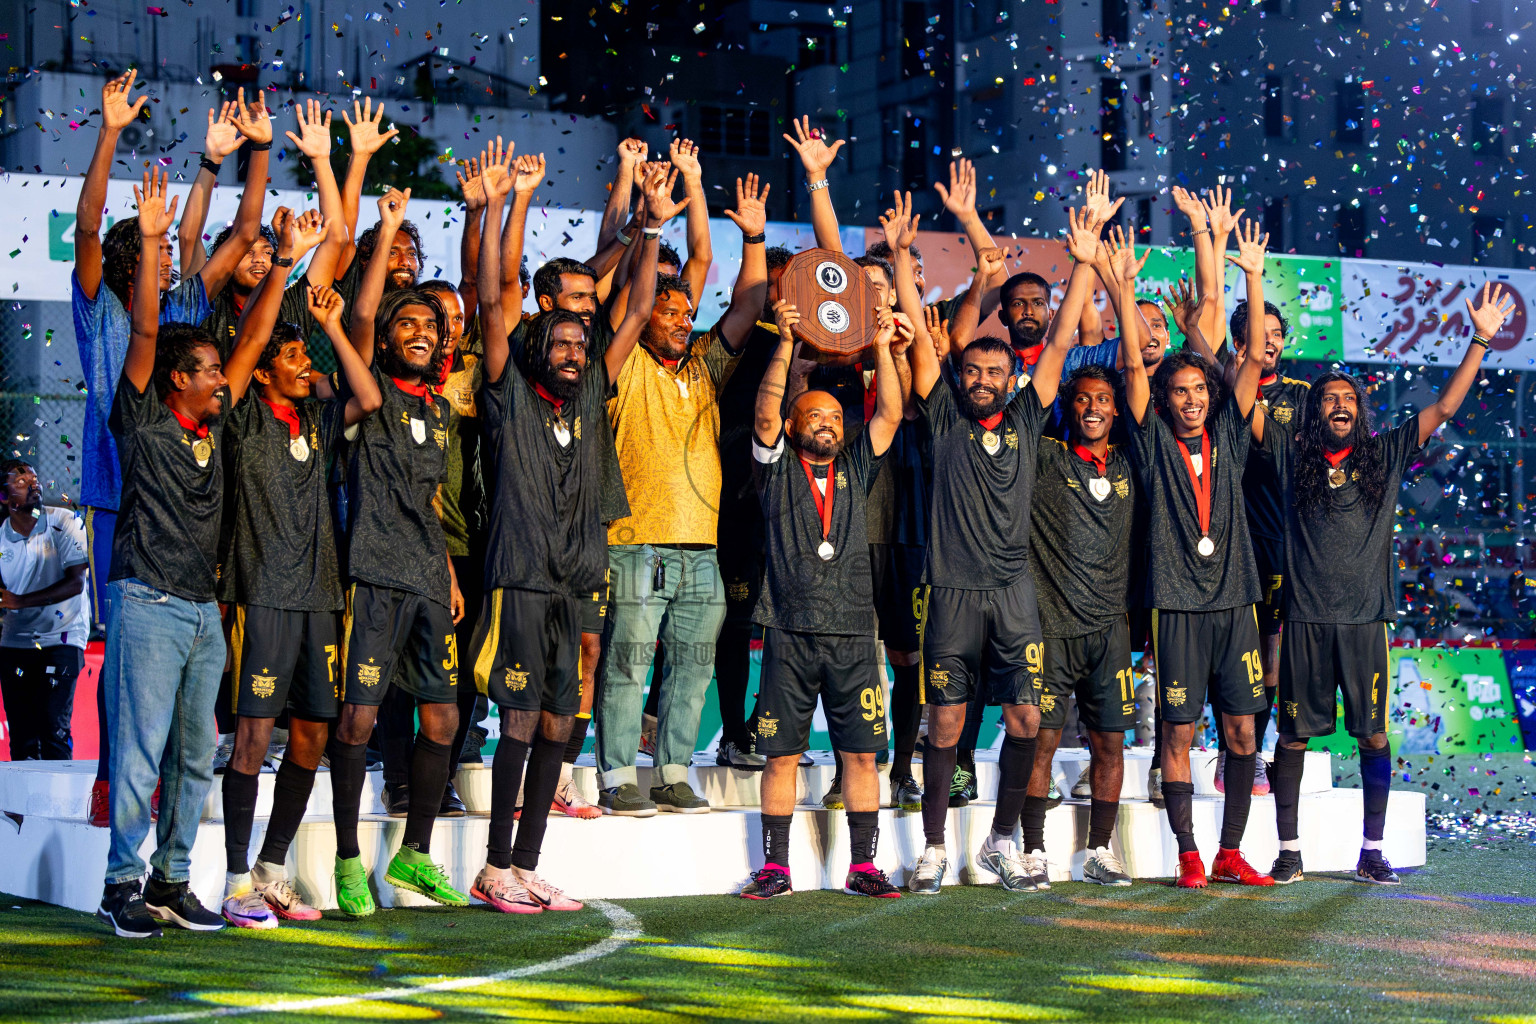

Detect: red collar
[1016, 343, 1044, 369]
[534, 382, 565, 411]
[1323, 446, 1352, 468]
[260, 395, 301, 437]
[1074, 442, 1108, 476]
[1259, 373, 1279, 387]
[977, 411, 1005, 431]
[167, 404, 210, 439]
[660, 357, 681, 371]
[391, 376, 435, 405]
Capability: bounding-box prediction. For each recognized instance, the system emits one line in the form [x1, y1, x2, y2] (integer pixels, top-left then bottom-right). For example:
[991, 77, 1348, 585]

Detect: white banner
[1341, 257, 1535, 369]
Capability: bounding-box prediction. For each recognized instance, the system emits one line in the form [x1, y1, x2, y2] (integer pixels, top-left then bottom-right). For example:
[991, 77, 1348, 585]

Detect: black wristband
[1471, 335, 1490, 349]
[199, 156, 222, 175]
[272, 255, 295, 268]
[743, 233, 767, 244]
[247, 140, 272, 152]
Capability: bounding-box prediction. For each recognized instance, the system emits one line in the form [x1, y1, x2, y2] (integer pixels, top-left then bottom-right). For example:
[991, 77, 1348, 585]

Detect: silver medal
[817, 540, 835, 561]
[289, 434, 310, 462]
[1088, 477, 1111, 502]
[1197, 536, 1215, 557]
[552, 419, 572, 447]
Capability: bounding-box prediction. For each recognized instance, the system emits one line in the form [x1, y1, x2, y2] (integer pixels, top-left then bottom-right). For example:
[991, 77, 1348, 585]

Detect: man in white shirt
[0, 460, 91, 760]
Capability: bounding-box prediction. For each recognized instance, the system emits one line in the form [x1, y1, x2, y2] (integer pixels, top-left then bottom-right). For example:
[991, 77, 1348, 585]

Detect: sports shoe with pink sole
[471, 870, 543, 914]
[521, 873, 583, 911]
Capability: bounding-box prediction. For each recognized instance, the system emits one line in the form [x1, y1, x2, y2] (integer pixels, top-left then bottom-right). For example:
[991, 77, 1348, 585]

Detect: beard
[792, 426, 843, 460]
[642, 323, 689, 361]
[1009, 319, 1046, 350]
[959, 383, 1006, 421]
[537, 359, 583, 402]
[1323, 415, 1356, 451]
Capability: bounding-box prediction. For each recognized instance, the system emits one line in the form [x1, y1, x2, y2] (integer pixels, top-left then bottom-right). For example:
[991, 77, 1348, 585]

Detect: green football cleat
[385, 849, 470, 907]
[334, 856, 376, 918]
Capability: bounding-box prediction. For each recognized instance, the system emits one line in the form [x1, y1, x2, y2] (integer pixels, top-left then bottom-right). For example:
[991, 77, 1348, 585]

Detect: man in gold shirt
[596, 175, 770, 815]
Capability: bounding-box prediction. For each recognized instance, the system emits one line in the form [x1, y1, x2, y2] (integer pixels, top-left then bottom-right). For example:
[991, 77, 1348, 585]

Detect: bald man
[737, 301, 904, 900]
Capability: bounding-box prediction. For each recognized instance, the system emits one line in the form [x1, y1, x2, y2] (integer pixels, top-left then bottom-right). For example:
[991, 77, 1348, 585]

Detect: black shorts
[718, 534, 764, 629]
[871, 542, 925, 653]
[1151, 605, 1267, 724]
[1128, 605, 1153, 655]
[1253, 536, 1285, 637]
[920, 577, 1043, 708]
[580, 569, 610, 636]
[754, 628, 885, 756]
[230, 605, 341, 719]
[470, 587, 582, 715]
[1278, 621, 1390, 739]
[343, 583, 458, 707]
[1041, 618, 1136, 732]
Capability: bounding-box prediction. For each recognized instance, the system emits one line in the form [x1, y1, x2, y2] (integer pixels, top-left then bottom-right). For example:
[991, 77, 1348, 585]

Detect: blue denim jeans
[597, 545, 726, 788]
[102, 578, 225, 885]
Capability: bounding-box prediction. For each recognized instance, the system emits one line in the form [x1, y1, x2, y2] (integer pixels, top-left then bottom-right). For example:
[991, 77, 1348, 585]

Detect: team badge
[1040, 692, 1057, 714]
[250, 671, 277, 699]
[757, 714, 779, 738]
[1113, 477, 1130, 498]
[1285, 701, 1299, 720]
[929, 668, 950, 688]
[191, 437, 213, 467]
[1004, 428, 1019, 450]
[1166, 686, 1187, 707]
[506, 667, 530, 691]
[835, 471, 847, 489]
[357, 661, 382, 688]
[409, 416, 427, 445]
[1089, 477, 1112, 502]
[574, 416, 582, 441]
[1271, 405, 1293, 424]
[727, 581, 750, 602]
[290, 434, 311, 462]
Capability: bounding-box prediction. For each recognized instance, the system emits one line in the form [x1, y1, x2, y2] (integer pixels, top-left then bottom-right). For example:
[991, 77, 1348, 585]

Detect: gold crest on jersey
[250, 671, 277, 699]
[1114, 477, 1130, 498]
[1004, 428, 1019, 450]
[358, 662, 382, 688]
[1166, 686, 1187, 707]
[506, 668, 529, 691]
[757, 714, 779, 738]
[1271, 405, 1294, 424]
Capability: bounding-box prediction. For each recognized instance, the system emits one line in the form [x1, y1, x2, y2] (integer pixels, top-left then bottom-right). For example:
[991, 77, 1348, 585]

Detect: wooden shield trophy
[780, 249, 880, 366]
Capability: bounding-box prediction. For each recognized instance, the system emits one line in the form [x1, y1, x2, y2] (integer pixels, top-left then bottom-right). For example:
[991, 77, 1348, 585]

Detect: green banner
[1135, 248, 1345, 362]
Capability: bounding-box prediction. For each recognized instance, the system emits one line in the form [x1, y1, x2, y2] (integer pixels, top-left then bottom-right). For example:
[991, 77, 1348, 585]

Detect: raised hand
[879, 190, 922, 252]
[377, 187, 411, 230]
[233, 87, 273, 145]
[307, 283, 346, 331]
[1170, 185, 1208, 229]
[1466, 282, 1516, 340]
[632, 158, 658, 194]
[134, 168, 179, 238]
[642, 165, 690, 224]
[617, 137, 646, 168]
[782, 115, 845, 177]
[1202, 183, 1245, 237]
[1066, 204, 1106, 264]
[284, 98, 333, 161]
[872, 304, 896, 348]
[456, 155, 486, 210]
[1164, 277, 1200, 335]
[102, 69, 147, 130]
[1105, 226, 1150, 282]
[974, 246, 1006, 286]
[205, 102, 245, 161]
[924, 304, 951, 356]
[513, 152, 546, 197]
[477, 137, 514, 199]
[269, 206, 295, 249]
[288, 209, 329, 257]
[1225, 219, 1269, 275]
[934, 158, 978, 220]
[669, 137, 703, 180]
[1082, 169, 1116, 230]
[723, 174, 769, 237]
[890, 311, 915, 356]
[344, 97, 398, 156]
[772, 299, 802, 345]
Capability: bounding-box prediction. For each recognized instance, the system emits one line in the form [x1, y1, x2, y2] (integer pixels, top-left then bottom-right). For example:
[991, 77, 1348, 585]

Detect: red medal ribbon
[1073, 443, 1107, 477]
[1259, 373, 1278, 387]
[1015, 342, 1044, 370]
[1323, 446, 1352, 468]
[800, 458, 835, 544]
[1175, 428, 1213, 542]
[863, 370, 878, 424]
[167, 405, 209, 439]
[259, 395, 301, 438]
[534, 382, 565, 411]
[977, 411, 1005, 432]
[435, 354, 454, 388]
[391, 376, 434, 406]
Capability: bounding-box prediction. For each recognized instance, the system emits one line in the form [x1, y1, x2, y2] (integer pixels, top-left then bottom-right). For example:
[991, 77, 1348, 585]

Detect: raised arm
[227, 208, 328, 404]
[308, 284, 382, 425]
[866, 308, 902, 458]
[477, 138, 517, 384]
[1169, 185, 1218, 357]
[935, 158, 997, 269]
[349, 187, 410, 368]
[670, 139, 713, 309]
[454, 155, 486, 319]
[178, 102, 245, 278]
[597, 138, 645, 254]
[1201, 184, 1245, 350]
[1224, 220, 1269, 419]
[783, 116, 846, 253]
[75, 70, 147, 301]
[285, 99, 347, 289]
[1419, 284, 1515, 445]
[336, 98, 400, 275]
[1095, 225, 1151, 371]
[942, 251, 999, 362]
[881, 190, 929, 353]
[755, 301, 802, 446]
[124, 170, 179, 394]
[1036, 204, 1116, 406]
[197, 89, 273, 301]
[716, 174, 769, 352]
[499, 146, 543, 326]
[604, 169, 675, 379]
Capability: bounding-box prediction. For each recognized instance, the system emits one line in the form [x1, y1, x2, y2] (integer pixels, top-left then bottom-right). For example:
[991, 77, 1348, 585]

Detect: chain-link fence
[1, 300, 85, 504]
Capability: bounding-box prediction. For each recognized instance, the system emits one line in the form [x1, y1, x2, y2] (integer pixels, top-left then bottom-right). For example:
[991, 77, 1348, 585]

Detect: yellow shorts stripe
[229, 604, 247, 715]
[473, 587, 503, 697]
[916, 584, 931, 706]
[340, 585, 355, 702]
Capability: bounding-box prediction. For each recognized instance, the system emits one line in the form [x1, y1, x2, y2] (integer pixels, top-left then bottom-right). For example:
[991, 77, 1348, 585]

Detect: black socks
[1219, 752, 1257, 849]
[921, 743, 959, 846]
[1359, 742, 1391, 843]
[848, 810, 879, 866]
[257, 759, 317, 868]
[222, 767, 261, 874]
[889, 662, 921, 776]
[486, 736, 531, 870]
[1019, 795, 1050, 852]
[991, 735, 1037, 839]
[1164, 780, 1197, 854]
[401, 735, 451, 855]
[330, 741, 369, 861]
[562, 716, 590, 765]
[762, 812, 792, 868]
[1272, 743, 1308, 843]
[1087, 798, 1118, 851]
[511, 735, 565, 871]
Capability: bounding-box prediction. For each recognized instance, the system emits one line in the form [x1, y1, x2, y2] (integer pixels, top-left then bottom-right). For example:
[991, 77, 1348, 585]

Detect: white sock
[1361, 838, 1384, 851]
[251, 860, 285, 885]
[1279, 839, 1302, 852]
[225, 871, 252, 896]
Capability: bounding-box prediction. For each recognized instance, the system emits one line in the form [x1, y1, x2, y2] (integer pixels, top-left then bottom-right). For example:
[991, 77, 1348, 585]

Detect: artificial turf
[3, 755, 1533, 1024]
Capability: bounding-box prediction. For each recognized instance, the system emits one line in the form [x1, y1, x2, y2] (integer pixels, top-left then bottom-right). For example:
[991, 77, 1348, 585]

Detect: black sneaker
[97, 880, 162, 939]
[1355, 850, 1400, 885]
[949, 765, 977, 807]
[843, 866, 902, 898]
[738, 868, 792, 899]
[820, 777, 845, 810]
[143, 878, 226, 931]
[439, 781, 467, 818]
[383, 782, 410, 818]
[1270, 850, 1305, 885]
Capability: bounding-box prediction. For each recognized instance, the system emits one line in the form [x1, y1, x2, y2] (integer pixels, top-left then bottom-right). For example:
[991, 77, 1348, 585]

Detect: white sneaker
[552, 768, 602, 820]
[1070, 773, 1093, 800]
[716, 740, 767, 770]
[1021, 848, 1052, 890]
[254, 875, 323, 920]
[907, 845, 947, 894]
[1083, 846, 1132, 886]
[221, 889, 277, 929]
[975, 834, 1036, 891]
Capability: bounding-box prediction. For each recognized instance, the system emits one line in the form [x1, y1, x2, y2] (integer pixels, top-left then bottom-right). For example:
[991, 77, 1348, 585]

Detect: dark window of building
[1102, 0, 1129, 45]
[1263, 196, 1289, 253]
[1335, 204, 1366, 256]
[236, 0, 257, 17]
[900, 2, 927, 79]
[1262, 0, 1295, 16]
[1471, 0, 1503, 36]
[1333, 0, 1363, 20]
[1473, 97, 1504, 158]
[1137, 73, 1153, 136]
[901, 109, 927, 189]
[1473, 215, 1505, 263]
[1264, 74, 1292, 140]
[699, 106, 772, 158]
[1336, 80, 1365, 144]
[964, 83, 1014, 155]
[961, 0, 1004, 37]
[1136, 196, 1154, 241]
[1100, 77, 1127, 171]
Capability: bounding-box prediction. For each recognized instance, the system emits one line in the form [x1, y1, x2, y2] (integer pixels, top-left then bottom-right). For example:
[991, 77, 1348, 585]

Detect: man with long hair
[1258, 283, 1515, 885]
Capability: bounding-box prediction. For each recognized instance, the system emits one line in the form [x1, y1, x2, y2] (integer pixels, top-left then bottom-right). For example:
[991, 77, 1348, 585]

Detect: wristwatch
[272, 256, 295, 268]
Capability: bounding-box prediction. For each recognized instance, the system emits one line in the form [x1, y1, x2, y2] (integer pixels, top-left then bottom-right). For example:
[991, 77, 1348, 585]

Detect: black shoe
[843, 866, 902, 898]
[383, 782, 410, 817]
[440, 781, 466, 817]
[738, 868, 792, 899]
[143, 878, 225, 931]
[1270, 850, 1305, 885]
[98, 880, 162, 939]
[1355, 850, 1400, 885]
[948, 765, 977, 808]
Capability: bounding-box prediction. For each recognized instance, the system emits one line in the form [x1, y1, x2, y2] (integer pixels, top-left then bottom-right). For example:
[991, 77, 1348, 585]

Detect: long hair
[374, 289, 448, 383]
[355, 219, 424, 276]
[519, 309, 587, 385]
[1294, 371, 1387, 520]
[102, 218, 145, 308]
[1150, 349, 1224, 425]
[152, 323, 219, 400]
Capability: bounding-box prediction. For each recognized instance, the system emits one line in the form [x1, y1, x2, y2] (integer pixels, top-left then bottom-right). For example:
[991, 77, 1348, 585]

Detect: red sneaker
[1176, 850, 1208, 889]
[89, 780, 110, 828]
[1211, 847, 1275, 886]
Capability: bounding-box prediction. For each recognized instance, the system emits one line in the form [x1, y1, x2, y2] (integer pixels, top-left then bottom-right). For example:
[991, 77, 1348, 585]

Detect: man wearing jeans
[597, 177, 768, 815]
